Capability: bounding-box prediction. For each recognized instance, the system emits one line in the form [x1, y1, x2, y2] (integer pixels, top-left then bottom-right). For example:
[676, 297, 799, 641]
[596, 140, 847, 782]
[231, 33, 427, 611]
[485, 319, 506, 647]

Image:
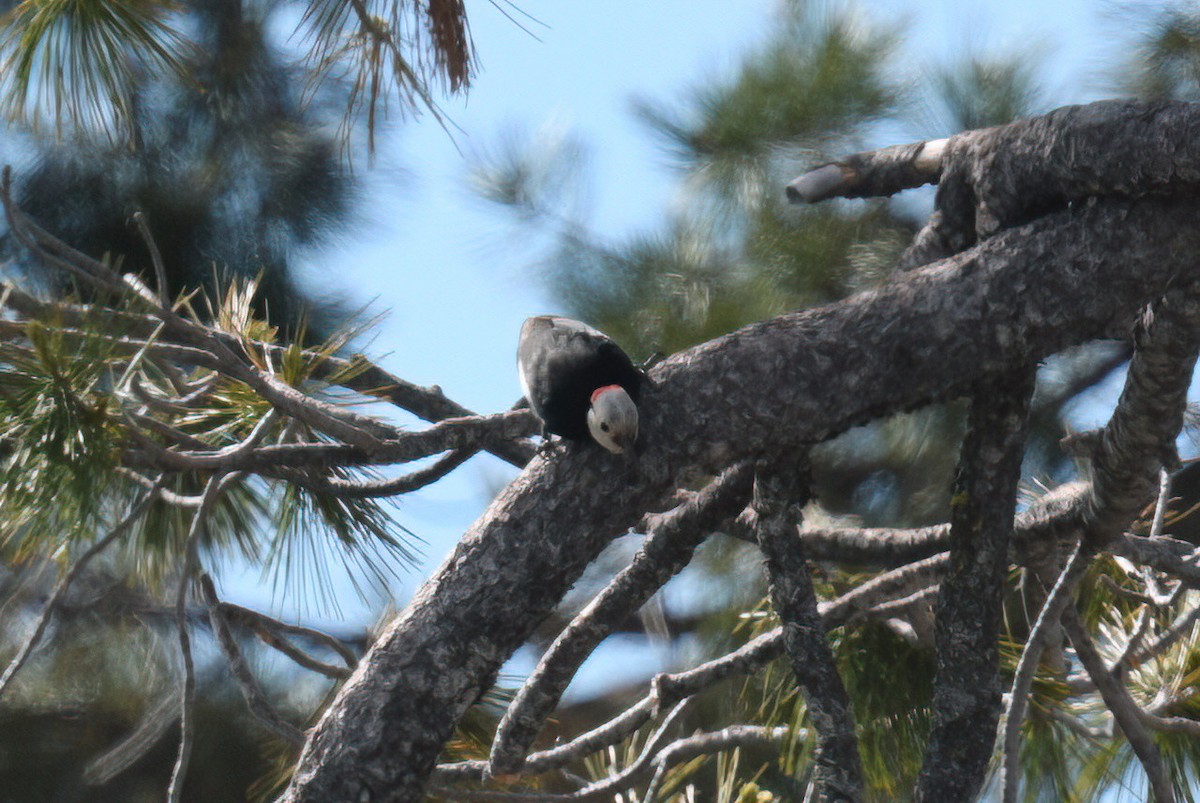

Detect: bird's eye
[600, 422, 610, 432]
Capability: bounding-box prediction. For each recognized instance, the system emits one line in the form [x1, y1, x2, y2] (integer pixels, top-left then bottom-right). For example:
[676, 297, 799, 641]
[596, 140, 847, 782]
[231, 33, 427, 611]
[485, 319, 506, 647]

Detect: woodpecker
[517, 316, 643, 454]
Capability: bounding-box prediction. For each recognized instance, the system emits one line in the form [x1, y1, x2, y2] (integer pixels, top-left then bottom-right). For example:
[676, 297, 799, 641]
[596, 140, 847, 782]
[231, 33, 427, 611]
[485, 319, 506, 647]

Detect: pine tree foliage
[0, 0, 472, 144]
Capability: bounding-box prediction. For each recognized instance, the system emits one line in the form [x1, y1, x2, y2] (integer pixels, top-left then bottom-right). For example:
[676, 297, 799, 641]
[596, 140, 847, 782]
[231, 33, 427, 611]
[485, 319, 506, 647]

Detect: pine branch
[0, 482, 161, 701]
[488, 461, 754, 774]
[753, 457, 861, 802]
[917, 368, 1035, 802]
[199, 574, 306, 746]
[1061, 607, 1175, 803]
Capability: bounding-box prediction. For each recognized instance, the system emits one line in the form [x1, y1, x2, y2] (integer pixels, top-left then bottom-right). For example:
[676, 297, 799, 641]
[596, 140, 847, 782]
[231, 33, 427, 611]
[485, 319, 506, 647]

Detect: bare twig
[126, 408, 539, 474]
[167, 472, 238, 803]
[199, 574, 305, 746]
[819, 553, 949, 627]
[0, 483, 161, 701]
[83, 691, 179, 786]
[848, 584, 938, 624]
[217, 601, 358, 671]
[296, 448, 475, 498]
[246, 623, 353, 680]
[642, 725, 791, 803]
[432, 723, 788, 803]
[131, 212, 170, 306]
[442, 703, 692, 802]
[786, 139, 946, 203]
[1001, 541, 1090, 803]
[488, 461, 755, 774]
[1062, 607, 1175, 803]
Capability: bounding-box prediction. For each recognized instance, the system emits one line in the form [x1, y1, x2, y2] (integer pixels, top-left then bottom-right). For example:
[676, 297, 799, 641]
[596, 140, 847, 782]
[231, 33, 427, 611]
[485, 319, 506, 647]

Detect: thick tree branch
[488, 461, 755, 774]
[917, 369, 1035, 802]
[754, 458, 862, 802]
[1001, 281, 1200, 800]
[1085, 292, 1200, 545]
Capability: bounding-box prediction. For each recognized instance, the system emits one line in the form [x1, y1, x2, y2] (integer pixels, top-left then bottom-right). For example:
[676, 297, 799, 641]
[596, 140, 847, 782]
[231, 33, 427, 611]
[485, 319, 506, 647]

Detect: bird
[517, 316, 643, 454]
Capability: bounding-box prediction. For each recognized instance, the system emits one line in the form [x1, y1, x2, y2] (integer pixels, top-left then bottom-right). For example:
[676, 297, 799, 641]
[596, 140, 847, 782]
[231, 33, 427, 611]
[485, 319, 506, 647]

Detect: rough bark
[488, 461, 754, 774]
[915, 370, 1035, 802]
[281, 195, 1200, 802]
[282, 102, 1200, 801]
[1085, 289, 1200, 544]
[755, 459, 863, 802]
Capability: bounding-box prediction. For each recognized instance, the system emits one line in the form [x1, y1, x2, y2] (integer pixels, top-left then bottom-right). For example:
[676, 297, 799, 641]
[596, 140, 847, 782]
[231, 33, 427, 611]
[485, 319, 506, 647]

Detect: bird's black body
[518, 316, 643, 442]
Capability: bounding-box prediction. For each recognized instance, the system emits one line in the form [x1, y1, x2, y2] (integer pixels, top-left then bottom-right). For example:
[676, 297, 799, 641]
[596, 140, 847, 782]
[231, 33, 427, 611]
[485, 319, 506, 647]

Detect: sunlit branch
[641, 725, 791, 803]
[1061, 607, 1175, 803]
[441, 702, 692, 802]
[1001, 541, 1089, 803]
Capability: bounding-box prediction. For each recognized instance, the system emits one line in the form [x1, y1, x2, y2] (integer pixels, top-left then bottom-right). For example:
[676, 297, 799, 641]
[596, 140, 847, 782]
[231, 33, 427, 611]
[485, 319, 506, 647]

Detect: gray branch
[917, 369, 1035, 802]
[200, 574, 306, 746]
[488, 461, 755, 774]
[1061, 607, 1175, 803]
[754, 458, 862, 802]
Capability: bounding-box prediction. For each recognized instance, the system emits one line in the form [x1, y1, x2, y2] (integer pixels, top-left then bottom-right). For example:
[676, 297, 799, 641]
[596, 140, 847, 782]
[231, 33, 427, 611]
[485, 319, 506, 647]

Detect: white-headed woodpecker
[517, 316, 643, 454]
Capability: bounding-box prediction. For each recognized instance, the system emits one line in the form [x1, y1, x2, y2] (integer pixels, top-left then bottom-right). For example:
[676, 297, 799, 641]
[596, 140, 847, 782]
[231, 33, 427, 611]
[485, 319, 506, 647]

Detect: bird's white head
[587, 385, 638, 454]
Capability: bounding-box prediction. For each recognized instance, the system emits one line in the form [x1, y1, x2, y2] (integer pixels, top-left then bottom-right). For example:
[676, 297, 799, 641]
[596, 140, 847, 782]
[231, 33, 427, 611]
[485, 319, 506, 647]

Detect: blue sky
[218, 0, 1135, 692]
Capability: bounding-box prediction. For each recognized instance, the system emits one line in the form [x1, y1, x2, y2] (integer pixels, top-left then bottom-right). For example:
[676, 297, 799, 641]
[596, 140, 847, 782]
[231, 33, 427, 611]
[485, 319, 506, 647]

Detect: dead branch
[489, 461, 754, 775]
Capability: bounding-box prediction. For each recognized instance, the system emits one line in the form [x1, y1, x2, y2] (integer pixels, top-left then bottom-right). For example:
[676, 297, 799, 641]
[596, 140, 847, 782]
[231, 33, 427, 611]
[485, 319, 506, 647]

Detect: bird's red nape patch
[591, 384, 622, 403]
